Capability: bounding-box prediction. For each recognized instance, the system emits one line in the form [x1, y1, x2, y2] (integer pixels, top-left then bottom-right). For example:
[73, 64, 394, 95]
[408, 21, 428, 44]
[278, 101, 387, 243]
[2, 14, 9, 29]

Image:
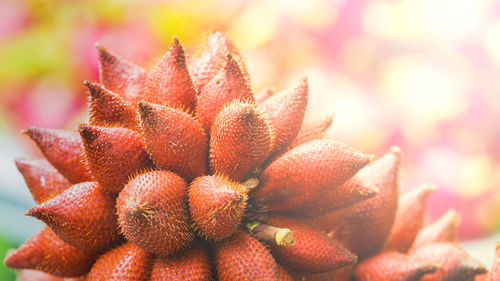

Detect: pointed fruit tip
[78, 123, 100, 142]
[275, 228, 294, 246]
[137, 101, 154, 117]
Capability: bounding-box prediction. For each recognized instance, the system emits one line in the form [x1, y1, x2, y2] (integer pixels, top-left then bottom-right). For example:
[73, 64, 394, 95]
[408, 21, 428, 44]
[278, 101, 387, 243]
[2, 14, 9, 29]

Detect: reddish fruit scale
[86, 81, 139, 131]
[210, 101, 272, 181]
[15, 158, 71, 204]
[26, 182, 120, 253]
[143, 38, 196, 111]
[253, 139, 371, 211]
[24, 127, 92, 183]
[189, 175, 247, 240]
[4, 227, 95, 277]
[86, 243, 152, 281]
[268, 215, 357, 273]
[117, 170, 194, 257]
[150, 242, 212, 281]
[290, 113, 334, 148]
[214, 231, 278, 281]
[410, 209, 460, 252]
[97, 44, 146, 104]
[195, 53, 254, 134]
[138, 102, 208, 181]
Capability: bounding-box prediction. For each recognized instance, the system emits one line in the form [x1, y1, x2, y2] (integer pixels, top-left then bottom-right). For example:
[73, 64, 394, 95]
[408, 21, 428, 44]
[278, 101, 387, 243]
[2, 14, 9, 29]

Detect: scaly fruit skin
[355, 252, 438, 281]
[277, 264, 295, 281]
[143, 38, 196, 111]
[326, 147, 400, 259]
[26, 182, 120, 253]
[195, 54, 254, 134]
[79, 124, 152, 194]
[189, 175, 247, 240]
[253, 139, 371, 211]
[290, 113, 334, 148]
[210, 101, 272, 181]
[86, 81, 139, 131]
[15, 158, 71, 203]
[258, 78, 308, 155]
[4, 227, 95, 277]
[214, 231, 278, 281]
[96, 44, 146, 104]
[23, 128, 91, 183]
[385, 183, 436, 252]
[409, 209, 460, 252]
[116, 170, 194, 256]
[150, 242, 212, 281]
[409, 242, 487, 281]
[268, 215, 357, 273]
[86, 243, 152, 281]
[138, 102, 208, 181]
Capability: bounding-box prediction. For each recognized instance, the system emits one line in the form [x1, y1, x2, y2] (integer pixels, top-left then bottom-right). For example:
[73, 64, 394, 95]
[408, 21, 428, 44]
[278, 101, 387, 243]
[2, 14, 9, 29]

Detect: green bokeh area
[0, 235, 17, 281]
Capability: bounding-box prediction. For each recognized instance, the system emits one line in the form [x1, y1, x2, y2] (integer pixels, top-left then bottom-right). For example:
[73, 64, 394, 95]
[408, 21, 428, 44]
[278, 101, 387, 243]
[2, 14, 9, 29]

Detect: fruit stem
[246, 221, 294, 246]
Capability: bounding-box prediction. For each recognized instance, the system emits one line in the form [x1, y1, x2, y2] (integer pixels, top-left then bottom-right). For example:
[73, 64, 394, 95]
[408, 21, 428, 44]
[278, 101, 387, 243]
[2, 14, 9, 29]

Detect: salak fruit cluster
[4, 32, 500, 281]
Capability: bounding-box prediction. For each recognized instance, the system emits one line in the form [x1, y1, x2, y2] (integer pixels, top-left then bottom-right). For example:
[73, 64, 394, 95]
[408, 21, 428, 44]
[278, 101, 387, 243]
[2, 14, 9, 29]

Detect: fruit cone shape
[96, 44, 146, 104]
[195, 54, 254, 133]
[8, 32, 494, 280]
[214, 231, 278, 281]
[268, 215, 357, 273]
[258, 78, 308, 154]
[143, 38, 196, 111]
[253, 139, 372, 211]
[15, 158, 71, 203]
[386, 183, 437, 252]
[23, 127, 91, 183]
[210, 101, 272, 181]
[4, 227, 95, 277]
[86, 81, 139, 131]
[355, 252, 438, 281]
[116, 170, 194, 256]
[26, 182, 120, 253]
[86, 243, 152, 281]
[150, 242, 212, 281]
[409, 242, 487, 281]
[79, 124, 152, 194]
[138, 101, 207, 181]
[189, 175, 247, 240]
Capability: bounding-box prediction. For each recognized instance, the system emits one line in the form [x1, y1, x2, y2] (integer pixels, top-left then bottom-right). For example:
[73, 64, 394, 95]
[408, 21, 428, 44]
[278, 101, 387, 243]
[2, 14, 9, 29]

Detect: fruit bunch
[4, 32, 499, 281]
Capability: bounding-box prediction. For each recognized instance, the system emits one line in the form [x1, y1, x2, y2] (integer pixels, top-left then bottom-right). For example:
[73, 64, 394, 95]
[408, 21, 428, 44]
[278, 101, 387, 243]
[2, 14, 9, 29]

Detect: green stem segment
[246, 221, 295, 246]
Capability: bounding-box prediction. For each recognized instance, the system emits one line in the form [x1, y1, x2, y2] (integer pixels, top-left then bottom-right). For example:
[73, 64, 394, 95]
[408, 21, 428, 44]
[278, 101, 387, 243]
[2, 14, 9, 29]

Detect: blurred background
[0, 0, 499, 279]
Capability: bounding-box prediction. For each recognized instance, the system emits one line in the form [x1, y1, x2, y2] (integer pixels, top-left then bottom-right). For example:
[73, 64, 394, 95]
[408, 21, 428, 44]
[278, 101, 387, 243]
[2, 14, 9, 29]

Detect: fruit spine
[4, 31, 498, 281]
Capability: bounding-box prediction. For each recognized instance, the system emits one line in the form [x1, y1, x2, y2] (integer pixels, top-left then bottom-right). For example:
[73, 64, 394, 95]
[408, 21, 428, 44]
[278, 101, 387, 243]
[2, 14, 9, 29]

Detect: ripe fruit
[7, 31, 497, 280]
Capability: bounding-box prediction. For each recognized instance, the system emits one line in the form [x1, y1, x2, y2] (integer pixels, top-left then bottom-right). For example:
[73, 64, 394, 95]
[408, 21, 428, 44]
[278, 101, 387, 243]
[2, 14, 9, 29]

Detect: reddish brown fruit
[255, 88, 273, 104]
[189, 175, 247, 240]
[4, 227, 95, 277]
[409, 242, 487, 281]
[138, 102, 208, 181]
[96, 44, 146, 104]
[86, 243, 152, 281]
[410, 209, 460, 251]
[355, 251, 438, 281]
[116, 171, 194, 256]
[15, 158, 71, 203]
[195, 54, 254, 133]
[85, 81, 139, 131]
[258, 78, 308, 154]
[326, 147, 400, 259]
[143, 38, 196, 111]
[299, 266, 355, 281]
[386, 183, 437, 253]
[79, 124, 152, 194]
[296, 173, 379, 216]
[290, 113, 334, 148]
[268, 215, 357, 273]
[26, 182, 120, 253]
[210, 101, 272, 181]
[189, 31, 247, 92]
[214, 231, 278, 281]
[253, 139, 371, 212]
[476, 273, 489, 281]
[277, 264, 295, 281]
[23, 128, 91, 183]
[150, 242, 212, 281]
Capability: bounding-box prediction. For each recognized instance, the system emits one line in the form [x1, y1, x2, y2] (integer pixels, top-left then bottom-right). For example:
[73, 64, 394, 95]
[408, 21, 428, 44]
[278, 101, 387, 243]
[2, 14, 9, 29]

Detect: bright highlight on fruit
[4, 31, 498, 280]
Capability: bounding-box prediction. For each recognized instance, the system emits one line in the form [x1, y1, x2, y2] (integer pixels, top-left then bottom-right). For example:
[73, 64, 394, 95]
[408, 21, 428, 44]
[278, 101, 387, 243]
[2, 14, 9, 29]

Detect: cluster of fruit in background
[0, 0, 499, 280]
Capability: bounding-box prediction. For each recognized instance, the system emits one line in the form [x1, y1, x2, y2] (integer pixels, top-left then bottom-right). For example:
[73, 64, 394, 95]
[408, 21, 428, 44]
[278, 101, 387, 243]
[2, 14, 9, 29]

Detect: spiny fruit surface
[8, 31, 498, 281]
[116, 170, 194, 256]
